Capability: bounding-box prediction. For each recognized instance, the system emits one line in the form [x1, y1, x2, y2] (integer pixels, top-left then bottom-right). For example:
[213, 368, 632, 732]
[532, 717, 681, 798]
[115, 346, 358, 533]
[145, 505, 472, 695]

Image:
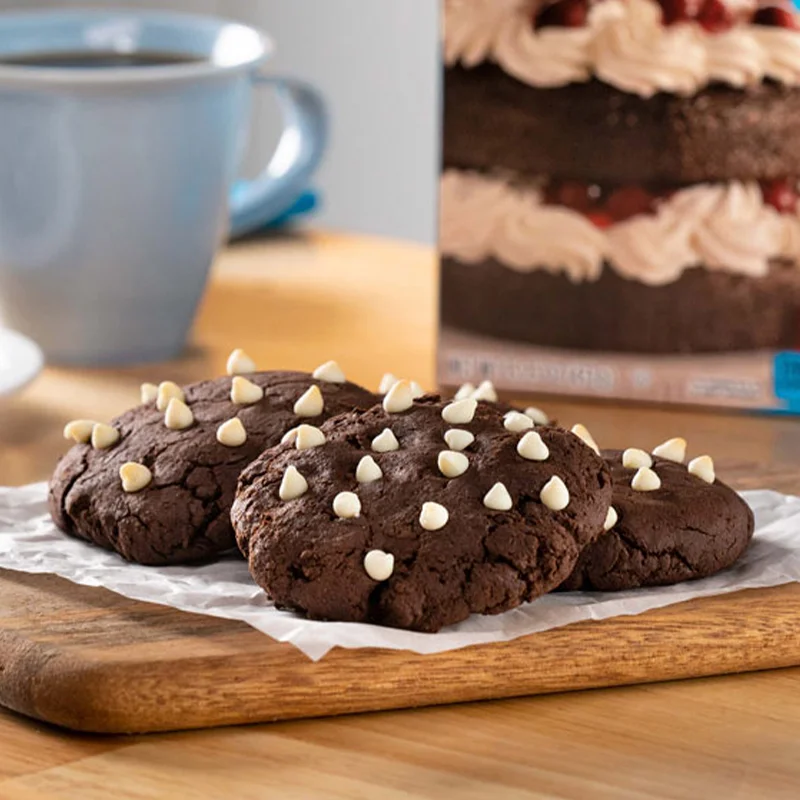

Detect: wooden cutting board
[1, 566, 799, 735]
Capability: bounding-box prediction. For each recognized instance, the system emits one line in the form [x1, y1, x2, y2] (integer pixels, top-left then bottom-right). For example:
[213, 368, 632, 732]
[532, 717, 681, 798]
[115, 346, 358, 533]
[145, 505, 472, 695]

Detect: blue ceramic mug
[0, 11, 327, 365]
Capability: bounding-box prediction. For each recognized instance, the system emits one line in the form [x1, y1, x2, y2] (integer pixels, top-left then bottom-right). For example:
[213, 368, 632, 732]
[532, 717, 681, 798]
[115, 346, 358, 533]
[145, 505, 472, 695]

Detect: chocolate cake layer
[445, 65, 800, 184]
[441, 258, 800, 353]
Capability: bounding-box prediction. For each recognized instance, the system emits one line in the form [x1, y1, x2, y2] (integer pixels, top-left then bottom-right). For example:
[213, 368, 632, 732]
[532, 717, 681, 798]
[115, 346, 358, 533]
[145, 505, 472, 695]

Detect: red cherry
[546, 180, 594, 212]
[535, 0, 589, 29]
[587, 212, 615, 230]
[605, 186, 655, 221]
[752, 5, 799, 28]
[697, 0, 734, 32]
[762, 179, 799, 214]
[657, 0, 703, 25]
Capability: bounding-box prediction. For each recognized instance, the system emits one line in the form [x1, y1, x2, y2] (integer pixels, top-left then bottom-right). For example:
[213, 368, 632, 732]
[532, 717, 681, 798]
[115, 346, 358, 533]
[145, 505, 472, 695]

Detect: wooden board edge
[0, 630, 93, 731]
[5, 646, 799, 736]
[2, 584, 800, 734]
[69, 652, 800, 735]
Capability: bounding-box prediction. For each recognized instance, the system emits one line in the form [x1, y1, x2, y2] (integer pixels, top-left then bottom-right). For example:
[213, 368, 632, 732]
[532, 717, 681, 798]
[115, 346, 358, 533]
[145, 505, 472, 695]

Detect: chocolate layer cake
[442, 258, 800, 353]
[446, 65, 800, 184]
[441, 0, 800, 354]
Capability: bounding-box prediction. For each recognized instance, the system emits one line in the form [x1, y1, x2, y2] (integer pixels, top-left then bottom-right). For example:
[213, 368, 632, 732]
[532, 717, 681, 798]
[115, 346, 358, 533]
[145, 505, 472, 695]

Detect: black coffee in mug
[0, 9, 327, 366]
[0, 51, 203, 68]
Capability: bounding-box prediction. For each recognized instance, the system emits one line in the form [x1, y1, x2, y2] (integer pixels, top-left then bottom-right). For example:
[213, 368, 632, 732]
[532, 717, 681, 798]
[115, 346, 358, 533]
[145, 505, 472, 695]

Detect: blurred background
[0, 0, 440, 244]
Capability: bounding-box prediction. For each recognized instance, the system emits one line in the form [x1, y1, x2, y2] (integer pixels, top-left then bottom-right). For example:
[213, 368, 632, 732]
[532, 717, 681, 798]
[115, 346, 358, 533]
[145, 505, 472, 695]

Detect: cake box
[437, 0, 800, 413]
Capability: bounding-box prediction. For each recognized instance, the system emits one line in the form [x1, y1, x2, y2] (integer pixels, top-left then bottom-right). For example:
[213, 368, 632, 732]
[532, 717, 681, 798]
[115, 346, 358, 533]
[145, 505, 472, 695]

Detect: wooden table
[1, 232, 799, 799]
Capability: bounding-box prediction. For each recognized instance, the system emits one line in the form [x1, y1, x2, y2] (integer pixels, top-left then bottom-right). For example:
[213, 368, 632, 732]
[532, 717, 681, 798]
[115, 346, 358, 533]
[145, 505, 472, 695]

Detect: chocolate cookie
[49, 358, 377, 565]
[560, 442, 755, 591]
[232, 391, 612, 631]
[444, 379, 552, 426]
[377, 374, 549, 423]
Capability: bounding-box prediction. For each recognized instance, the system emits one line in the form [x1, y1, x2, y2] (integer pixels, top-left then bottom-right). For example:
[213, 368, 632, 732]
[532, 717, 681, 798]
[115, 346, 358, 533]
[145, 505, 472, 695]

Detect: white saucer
[0, 329, 43, 397]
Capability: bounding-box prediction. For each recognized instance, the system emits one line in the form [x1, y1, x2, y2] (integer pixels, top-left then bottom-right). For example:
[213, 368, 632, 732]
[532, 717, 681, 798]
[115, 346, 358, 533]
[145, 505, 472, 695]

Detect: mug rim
[0, 8, 273, 87]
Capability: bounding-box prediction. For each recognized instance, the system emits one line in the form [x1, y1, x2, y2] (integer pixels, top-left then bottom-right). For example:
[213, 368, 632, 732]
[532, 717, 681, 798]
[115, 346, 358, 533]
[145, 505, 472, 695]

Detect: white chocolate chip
[454, 383, 475, 401]
[378, 373, 399, 394]
[333, 491, 361, 519]
[419, 501, 449, 531]
[382, 379, 414, 414]
[652, 437, 687, 464]
[631, 466, 661, 492]
[524, 406, 549, 426]
[442, 398, 477, 425]
[444, 429, 475, 451]
[410, 381, 425, 399]
[371, 428, 400, 453]
[312, 360, 346, 384]
[156, 381, 184, 412]
[226, 348, 256, 376]
[688, 455, 715, 484]
[517, 431, 550, 461]
[604, 506, 618, 531]
[504, 411, 534, 433]
[140, 383, 158, 405]
[622, 448, 652, 470]
[570, 424, 600, 456]
[540, 476, 570, 511]
[437, 450, 469, 479]
[63, 419, 97, 444]
[484, 482, 513, 511]
[91, 423, 120, 450]
[230, 376, 264, 405]
[472, 380, 498, 403]
[364, 550, 394, 582]
[293, 385, 324, 418]
[295, 424, 326, 450]
[164, 398, 194, 431]
[279, 466, 308, 501]
[356, 455, 383, 483]
[119, 462, 152, 493]
[281, 427, 298, 445]
[216, 418, 247, 447]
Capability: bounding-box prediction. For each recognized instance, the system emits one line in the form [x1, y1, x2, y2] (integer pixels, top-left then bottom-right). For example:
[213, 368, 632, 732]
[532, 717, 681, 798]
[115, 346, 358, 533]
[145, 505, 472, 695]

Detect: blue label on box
[774, 352, 800, 407]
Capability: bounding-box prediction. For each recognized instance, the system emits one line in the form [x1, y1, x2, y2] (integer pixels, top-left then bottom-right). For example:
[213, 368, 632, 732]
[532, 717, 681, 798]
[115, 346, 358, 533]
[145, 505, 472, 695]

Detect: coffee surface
[0, 50, 203, 68]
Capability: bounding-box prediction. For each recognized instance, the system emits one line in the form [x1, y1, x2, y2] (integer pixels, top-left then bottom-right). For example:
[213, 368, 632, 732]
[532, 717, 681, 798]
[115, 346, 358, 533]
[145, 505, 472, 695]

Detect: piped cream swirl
[688, 183, 785, 277]
[753, 26, 800, 84]
[494, 12, 593, 87]
[441, 172, 606, 282]
[607, 214, 698, 285]
[440, 170, 800, 286]
[494, 195, 607, 281]
[444, 0, 527, 68]
[590, 0, 707, 98]
[445, 0, 800, 96]
[705, 29, 766, 87]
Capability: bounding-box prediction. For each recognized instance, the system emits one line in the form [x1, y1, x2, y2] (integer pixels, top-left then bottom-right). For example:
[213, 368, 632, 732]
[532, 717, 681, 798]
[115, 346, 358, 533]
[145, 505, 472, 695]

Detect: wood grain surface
[1, 569, 800, 735]
[1, 233, 799, 796]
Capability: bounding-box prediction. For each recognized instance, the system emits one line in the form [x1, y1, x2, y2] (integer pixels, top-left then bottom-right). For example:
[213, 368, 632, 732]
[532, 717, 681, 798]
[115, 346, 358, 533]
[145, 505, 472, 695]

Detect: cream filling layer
[444, 0, 800, 97]
[440, 170, 800, 286]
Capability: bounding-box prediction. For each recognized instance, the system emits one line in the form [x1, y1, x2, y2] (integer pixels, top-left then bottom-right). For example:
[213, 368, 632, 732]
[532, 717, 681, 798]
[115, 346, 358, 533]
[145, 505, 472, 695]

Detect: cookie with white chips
[559, 443, 754, 592]
[451, 381, 553, 430]
[232, 394, 611, 632]
[49, 358, 377, 565]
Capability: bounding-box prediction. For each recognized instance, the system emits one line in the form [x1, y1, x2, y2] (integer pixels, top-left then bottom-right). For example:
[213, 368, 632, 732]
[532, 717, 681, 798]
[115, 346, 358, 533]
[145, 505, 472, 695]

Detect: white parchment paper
[1, 483, 799, 661]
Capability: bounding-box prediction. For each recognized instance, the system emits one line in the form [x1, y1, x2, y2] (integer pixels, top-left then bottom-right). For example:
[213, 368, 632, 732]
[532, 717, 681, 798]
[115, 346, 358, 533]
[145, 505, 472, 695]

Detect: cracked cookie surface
[49, 371, 377, 565]
[560, 449, 755, 592]
[232, 398, 612, 632]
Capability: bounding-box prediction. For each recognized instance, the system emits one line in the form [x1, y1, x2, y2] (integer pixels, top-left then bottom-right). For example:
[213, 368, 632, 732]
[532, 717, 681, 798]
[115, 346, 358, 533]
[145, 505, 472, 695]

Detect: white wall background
[0, 0, 440, 243]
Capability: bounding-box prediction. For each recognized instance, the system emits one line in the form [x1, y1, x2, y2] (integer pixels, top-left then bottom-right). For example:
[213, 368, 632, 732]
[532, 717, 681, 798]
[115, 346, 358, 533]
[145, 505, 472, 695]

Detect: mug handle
[228, 75, 328, 240]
